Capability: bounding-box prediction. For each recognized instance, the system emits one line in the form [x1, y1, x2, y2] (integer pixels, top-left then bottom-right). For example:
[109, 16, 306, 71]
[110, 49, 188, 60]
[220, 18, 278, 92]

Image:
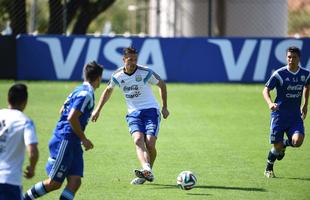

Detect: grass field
[0, 81, 309, 200]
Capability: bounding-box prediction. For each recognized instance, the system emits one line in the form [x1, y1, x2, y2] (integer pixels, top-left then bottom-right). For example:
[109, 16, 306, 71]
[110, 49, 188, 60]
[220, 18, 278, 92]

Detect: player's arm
[68, 109, 93, 150]
[24, 143, 39, 179]
[301, 84, 309, 120]
[91, 86, 114, 122]
[156, 79, 169, 119]
[262, 87, 279, 111]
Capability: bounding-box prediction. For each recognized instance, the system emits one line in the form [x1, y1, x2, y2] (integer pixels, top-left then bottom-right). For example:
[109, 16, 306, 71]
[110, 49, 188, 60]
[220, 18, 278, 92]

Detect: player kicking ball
[263, 46, 309, 178]
[91, 47, 169, 184]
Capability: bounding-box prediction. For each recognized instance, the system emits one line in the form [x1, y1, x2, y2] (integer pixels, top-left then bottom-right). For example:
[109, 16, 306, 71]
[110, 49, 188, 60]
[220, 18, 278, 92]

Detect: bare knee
[132, 132, 145, 146]
[291, 134, 304, 147]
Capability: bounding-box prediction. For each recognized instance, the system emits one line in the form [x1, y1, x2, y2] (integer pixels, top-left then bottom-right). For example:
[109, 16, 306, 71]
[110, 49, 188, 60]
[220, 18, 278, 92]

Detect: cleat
[134, 169, 155, 182]
[277, 148, 286, 160]
[130, 177, 146, 185]
[264, 170, 276, 178]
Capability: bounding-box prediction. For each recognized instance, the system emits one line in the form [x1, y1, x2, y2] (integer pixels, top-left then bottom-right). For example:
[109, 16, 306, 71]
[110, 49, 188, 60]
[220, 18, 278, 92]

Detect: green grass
[0, 81, 310, 200]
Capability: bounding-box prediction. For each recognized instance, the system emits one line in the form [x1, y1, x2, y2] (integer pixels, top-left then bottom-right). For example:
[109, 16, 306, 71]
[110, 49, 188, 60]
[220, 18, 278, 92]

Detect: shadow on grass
[146, 183, 266, 192]
[277, 177, 310, 181]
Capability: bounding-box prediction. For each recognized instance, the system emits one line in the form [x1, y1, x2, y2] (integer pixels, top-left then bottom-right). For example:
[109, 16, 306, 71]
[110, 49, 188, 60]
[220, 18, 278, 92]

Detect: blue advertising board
[16, 35, 310, 83]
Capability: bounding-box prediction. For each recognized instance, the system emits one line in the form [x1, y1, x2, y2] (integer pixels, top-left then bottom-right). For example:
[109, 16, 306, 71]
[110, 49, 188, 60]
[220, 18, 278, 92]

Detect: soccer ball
[176, 171, 197, 190]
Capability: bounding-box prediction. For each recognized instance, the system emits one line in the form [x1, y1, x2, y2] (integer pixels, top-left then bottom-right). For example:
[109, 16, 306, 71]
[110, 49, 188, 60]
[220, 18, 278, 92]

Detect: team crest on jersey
[135, 75, 142, 82]
[301, 75, 305, 82]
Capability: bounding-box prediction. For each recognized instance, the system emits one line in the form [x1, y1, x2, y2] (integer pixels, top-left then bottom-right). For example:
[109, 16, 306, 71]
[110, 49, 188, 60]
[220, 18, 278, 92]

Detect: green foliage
[288, 9, 310, 35]
[1, 81, 310, 200]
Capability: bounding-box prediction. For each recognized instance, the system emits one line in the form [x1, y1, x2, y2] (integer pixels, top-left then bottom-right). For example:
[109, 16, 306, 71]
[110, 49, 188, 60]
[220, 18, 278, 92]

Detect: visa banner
[16, 35, 310, 83]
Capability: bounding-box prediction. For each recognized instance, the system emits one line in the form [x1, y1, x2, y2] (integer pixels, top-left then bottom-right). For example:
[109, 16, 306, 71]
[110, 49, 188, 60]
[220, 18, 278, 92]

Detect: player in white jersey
[91, 47, 169, 185]
[0, 83, 39, 200]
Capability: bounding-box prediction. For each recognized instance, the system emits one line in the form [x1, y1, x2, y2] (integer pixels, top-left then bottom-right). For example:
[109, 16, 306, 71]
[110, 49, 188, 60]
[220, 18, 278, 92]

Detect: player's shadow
[195, 185, 266, 192]
[277, 176, 310, 181]
[147, 183, 266, 192]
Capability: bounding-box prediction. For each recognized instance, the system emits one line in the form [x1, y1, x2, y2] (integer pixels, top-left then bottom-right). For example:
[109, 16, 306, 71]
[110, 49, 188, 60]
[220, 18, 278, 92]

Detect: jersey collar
[286, 65, 300, 75]
[123, 65, 138, 76]
[83, 81, 94, 92]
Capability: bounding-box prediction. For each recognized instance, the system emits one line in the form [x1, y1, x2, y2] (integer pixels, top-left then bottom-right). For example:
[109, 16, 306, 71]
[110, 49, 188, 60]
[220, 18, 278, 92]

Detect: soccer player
[0, 83, 39, 200]
[263, 46, 310, 178]
[23, 61, 103, 200]
[91, 47, 169, 185]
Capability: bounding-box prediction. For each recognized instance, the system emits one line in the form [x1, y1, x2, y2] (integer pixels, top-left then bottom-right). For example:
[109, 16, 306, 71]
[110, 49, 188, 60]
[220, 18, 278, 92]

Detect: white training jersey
[108, 65, 160, 113]
[0, 108, 38, 186]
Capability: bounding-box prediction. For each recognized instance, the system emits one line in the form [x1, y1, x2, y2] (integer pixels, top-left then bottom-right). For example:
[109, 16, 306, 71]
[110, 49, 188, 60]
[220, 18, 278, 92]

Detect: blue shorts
[46, 136, 84, 183]
[269, 114, 304, 144]
[0, 183, 22, 200]
[126, 108, 161, 137]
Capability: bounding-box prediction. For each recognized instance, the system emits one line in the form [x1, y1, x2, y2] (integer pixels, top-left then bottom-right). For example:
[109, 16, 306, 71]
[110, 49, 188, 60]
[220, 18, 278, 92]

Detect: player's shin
[23, 182, 48, 200]
[59, 188, 75, 200]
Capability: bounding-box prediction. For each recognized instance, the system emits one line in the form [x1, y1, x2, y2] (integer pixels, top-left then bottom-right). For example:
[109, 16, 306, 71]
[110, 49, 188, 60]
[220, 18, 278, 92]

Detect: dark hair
[8, 83, 28, 106]
[123, 47, 138, 57]
[287, 46, 301, 57]
[84, 61, 104, 82]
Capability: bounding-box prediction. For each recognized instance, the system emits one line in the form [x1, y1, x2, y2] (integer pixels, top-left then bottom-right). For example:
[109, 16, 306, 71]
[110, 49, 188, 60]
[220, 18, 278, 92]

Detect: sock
[283, 139, 291, 148]
[266, 148, 280, 171]
[23, 182, 48, 200]
[59, 188, 74, 200]
[142, 163, 152, 172]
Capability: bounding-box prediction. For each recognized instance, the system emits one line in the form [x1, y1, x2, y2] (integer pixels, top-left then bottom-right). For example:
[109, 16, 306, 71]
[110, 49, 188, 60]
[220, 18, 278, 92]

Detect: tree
[0, 0, 116, 35]
[48, 0, 116, 34]
[1, 0, 27, 35]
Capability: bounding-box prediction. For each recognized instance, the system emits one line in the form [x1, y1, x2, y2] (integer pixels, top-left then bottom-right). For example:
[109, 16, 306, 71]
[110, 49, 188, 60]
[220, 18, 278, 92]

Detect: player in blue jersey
[23, 61, 103, 200]
[263, 46, 310, 178]
[91, 47, 169, 185]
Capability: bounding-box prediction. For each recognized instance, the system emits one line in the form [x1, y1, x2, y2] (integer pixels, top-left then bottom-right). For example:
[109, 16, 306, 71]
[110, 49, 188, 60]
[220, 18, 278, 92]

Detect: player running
[263, 46, 309, 178]
[91, 47, 169, 185]
[23, 61, 103, 199]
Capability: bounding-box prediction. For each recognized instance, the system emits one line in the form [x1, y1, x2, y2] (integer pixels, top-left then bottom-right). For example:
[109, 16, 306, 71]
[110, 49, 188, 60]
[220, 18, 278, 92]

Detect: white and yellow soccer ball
[176, 171, 197, 190]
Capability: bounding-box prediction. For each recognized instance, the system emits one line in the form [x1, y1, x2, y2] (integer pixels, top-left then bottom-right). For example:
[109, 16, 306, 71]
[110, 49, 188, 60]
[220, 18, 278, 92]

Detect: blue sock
[283, 139, 291, 148]
[59, 188, 74, 200]
[266, 148, 279, 171]
[23, 182, 48, 200]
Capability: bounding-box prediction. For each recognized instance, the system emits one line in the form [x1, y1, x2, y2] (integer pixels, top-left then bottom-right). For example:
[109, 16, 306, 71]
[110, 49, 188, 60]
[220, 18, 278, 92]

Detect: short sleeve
[145, 70, 160, 85]
[265, 72, 280, 90]
[24, 120, 38, 145]
[306, 73, 310, 85]
[108, 76, 119, 88]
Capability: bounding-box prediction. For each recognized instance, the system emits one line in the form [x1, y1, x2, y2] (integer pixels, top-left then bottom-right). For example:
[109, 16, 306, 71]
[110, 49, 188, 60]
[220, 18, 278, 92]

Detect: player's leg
[24, 139, 72, 199]
[59, 146, 84, 199]
[145, 135, 157, 168]
[264, 116, 284, 178]
[132, 131, 151, 167]
[288, 119, 305, 147]
[144, 108, 160, 169]
[59, 176, 82, 200]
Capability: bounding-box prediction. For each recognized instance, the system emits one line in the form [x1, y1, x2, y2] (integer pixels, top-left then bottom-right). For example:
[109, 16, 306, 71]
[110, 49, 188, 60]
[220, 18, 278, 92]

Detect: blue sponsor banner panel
[16, 35, 310, 83]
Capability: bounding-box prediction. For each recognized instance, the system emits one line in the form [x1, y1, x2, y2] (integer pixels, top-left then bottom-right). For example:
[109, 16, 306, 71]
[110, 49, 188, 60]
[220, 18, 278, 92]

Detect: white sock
[143, 163, 152, 171]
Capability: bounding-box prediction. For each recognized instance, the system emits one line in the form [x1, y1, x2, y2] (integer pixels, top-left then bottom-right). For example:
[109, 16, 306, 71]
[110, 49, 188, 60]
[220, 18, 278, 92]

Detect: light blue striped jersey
[53, 82, 95, 142]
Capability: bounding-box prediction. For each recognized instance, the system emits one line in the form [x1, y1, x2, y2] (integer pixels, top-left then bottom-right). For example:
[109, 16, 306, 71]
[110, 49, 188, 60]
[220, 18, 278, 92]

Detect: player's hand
[82, 138, 94, 151]
[301, 105, 308, 120]
[24, 165, 35, 179]
[91, 109, 100, 122]
[161, 107, 170, 119]
[268, 103, 279, 111]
